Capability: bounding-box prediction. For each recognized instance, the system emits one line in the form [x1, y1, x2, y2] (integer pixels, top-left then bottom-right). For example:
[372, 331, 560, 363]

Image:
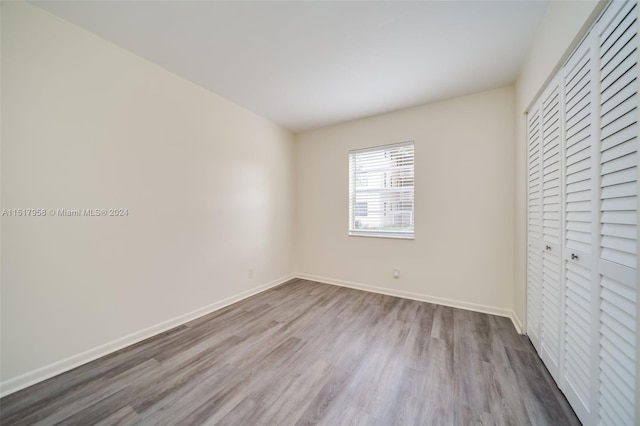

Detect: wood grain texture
[0, 279, 579, 425]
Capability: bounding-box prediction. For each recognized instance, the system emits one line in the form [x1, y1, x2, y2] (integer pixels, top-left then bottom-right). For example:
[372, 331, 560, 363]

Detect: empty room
[1, 0, 638, 424]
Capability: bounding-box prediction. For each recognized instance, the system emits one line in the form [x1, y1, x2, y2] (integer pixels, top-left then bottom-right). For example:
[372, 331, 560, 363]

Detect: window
[349, 141, 414, 238]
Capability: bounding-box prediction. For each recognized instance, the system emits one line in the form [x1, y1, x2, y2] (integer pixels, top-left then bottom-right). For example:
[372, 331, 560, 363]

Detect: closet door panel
[540, 77, 563, 380]
[597, 1, 638, 424]
[527, 105, 543, 350]
[561, 29, 599, 424]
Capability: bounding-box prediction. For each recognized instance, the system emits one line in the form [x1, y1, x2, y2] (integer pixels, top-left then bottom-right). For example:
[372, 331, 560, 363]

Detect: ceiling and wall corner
[31, 0, 549, 132]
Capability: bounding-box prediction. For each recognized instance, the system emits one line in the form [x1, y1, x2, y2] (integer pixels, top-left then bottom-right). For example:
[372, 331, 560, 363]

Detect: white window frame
[348, 141, 415, 239]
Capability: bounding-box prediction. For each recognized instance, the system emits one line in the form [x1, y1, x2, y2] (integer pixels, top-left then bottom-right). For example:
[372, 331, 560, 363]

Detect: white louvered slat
[597, 1, 638, 425]
[601, 209, 637, 224]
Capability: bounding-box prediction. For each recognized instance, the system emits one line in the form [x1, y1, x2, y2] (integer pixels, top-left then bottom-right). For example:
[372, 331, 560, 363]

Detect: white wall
[1, 2, 294, 392]
[294, 86, 516, 317]
[513, 0, 605, 329]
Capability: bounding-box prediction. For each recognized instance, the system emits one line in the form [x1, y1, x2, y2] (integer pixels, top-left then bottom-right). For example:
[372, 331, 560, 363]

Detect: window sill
[348, 232, 414, 240]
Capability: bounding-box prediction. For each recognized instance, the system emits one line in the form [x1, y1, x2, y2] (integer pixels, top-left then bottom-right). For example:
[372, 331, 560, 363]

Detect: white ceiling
[33, 1, 549, 132]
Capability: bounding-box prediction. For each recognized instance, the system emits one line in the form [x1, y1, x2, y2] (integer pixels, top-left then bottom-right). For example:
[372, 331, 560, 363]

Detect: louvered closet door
[561, 29, 600, 425]
[540, 75, 563, 381]
[596, 1, 638, 424]
[527, 104, 543, 351]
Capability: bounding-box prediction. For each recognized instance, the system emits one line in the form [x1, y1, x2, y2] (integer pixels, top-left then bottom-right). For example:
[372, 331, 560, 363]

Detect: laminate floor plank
[23, 359, 161, 426]
[0, 324, 189, 422]
[92, 406, 139, 426]
[257, 360, 333, 425]
[0, 279, 579, 425]
[420, 336, 455, 426]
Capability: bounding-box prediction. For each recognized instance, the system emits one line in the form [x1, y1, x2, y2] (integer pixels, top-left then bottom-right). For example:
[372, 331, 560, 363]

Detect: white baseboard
[296, 273, 523, 334]
[0, 274, 295, 398]
[510, 312, 524, 334]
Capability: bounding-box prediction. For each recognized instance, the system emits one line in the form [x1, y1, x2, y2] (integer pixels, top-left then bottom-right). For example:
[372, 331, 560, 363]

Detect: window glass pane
[349, 142, 414, 238]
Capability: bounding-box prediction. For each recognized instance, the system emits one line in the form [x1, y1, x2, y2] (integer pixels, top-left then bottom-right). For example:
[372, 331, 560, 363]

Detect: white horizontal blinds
[527, 105, 543, 348]
[349, 142, 414, 237]
[562, 30, 597, 422]
[540, 76, 563, 377]
[597, 1, 638, 425]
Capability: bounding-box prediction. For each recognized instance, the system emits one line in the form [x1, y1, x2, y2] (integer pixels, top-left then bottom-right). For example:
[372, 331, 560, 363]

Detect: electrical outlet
[393, 268, 399, 279]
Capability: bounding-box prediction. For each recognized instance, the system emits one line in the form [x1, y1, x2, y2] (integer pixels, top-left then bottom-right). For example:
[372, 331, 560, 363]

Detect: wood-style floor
[0, 279, 579, 425]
